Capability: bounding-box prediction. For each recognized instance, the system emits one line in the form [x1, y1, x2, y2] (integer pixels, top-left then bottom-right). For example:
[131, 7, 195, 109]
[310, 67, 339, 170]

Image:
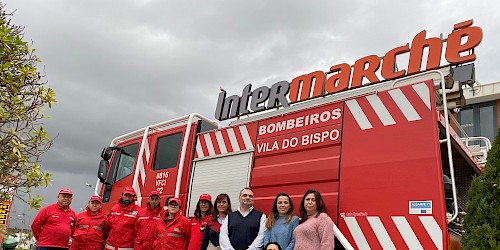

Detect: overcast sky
[4, 0, 499, 228]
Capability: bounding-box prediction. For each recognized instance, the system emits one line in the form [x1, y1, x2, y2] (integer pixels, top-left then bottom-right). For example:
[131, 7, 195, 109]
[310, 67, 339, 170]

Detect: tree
[461, 129, 500, 249]
[0, 4, 55, 209]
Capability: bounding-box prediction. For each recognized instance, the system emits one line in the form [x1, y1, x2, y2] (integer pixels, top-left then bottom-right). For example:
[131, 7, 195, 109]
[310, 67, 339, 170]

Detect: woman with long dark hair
[264, 193, 299, 250]
[200, 193, 232, 250]
[293, 189, 334, 250]
[188, 194, 213, 250]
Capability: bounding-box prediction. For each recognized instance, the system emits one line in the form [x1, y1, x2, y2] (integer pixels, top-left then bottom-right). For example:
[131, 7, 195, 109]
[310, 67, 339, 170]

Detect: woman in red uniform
[188, 194, 213, 250]
[154, 197, 192, 250]
[70, 196, 109, 250]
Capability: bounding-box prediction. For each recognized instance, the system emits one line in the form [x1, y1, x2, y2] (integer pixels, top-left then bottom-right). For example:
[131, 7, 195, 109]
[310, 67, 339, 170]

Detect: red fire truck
[95, 20, 488, 249]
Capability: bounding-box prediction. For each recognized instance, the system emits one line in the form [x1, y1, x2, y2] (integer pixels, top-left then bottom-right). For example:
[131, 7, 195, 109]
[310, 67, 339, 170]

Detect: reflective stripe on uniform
[77, 224, 102, 230]
[167, 233, 182, 237]
[105, 244, 133, 250]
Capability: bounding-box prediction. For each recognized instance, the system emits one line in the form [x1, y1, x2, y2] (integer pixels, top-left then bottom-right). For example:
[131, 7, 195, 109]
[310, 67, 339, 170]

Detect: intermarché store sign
[215, 20, 483, 121]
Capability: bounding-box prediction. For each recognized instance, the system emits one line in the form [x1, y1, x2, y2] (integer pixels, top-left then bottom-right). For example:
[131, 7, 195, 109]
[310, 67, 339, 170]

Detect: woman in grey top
[264, 193, 299, 250]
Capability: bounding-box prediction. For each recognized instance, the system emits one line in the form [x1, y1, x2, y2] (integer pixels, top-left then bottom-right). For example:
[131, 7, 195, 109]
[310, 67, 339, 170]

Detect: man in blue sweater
[220, 188, 267, 250]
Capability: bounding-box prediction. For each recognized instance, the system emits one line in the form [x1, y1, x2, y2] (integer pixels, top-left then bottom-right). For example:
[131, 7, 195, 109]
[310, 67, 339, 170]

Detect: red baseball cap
[59, 188, 73, 195]
[199, 194, 211, 201]
[149, 190, 160, 197]
[89, 196, 102, 203]
[123, 187, 136, 195]
[168, 197, 181, 205]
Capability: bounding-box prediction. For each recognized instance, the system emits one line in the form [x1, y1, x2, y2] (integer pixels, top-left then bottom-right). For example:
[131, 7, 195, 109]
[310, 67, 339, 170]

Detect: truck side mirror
[97, 159, 108, 183]
[101, 147, 114, 161]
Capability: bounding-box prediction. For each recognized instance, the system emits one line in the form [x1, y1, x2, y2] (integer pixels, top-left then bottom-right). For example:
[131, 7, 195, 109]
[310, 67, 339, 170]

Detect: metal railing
[461, 136, 492, 166]
[448, 108, 491, 166]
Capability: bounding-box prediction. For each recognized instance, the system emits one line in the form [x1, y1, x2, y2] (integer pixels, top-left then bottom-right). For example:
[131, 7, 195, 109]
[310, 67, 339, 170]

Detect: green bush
[461, 129, 500, 249]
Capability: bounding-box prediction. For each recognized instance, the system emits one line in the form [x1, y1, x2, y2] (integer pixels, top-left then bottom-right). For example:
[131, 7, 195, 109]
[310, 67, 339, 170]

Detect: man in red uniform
[105, 187, 140, 250]
[134, 190, 163, 250]
[31, 188, 77, 250]
[71, 195, 109, 250]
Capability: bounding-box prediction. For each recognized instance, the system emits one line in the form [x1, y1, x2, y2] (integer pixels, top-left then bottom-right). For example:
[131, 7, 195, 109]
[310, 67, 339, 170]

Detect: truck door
[338, 80, 447, 249]
[101, 140, 140, 206]
[135, 121, 206, 207]
[141, 128, 185, 205]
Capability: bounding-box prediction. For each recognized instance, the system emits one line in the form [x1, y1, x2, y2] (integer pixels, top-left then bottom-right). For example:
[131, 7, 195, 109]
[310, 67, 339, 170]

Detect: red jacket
[70, 207, 109, 250]
[153, 212, 192, 250]
[31, 203, 76, 248]
[188, 214, 212, 250]
[134, 203, 163, 250]
[105, 200, 140, 248]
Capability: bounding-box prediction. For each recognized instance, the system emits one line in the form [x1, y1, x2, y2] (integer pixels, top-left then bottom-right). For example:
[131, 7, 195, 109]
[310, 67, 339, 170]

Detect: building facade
[459, 81, 500, 146]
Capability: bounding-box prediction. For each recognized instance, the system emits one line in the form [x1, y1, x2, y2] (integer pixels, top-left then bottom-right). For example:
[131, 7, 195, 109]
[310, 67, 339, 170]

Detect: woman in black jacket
[200, 193, 232, 250]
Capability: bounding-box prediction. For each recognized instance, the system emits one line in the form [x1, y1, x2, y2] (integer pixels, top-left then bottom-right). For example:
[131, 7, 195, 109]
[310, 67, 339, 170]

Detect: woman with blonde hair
[264, 193, 299, 250]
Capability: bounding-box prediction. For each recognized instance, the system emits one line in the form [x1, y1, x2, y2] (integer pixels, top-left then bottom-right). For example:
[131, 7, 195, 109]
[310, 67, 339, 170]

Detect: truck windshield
[115, 143, 139, 182]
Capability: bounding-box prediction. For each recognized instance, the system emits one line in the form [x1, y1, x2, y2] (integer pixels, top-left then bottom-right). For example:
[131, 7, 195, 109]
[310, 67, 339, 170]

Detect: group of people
[31, 187, 335, 250]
